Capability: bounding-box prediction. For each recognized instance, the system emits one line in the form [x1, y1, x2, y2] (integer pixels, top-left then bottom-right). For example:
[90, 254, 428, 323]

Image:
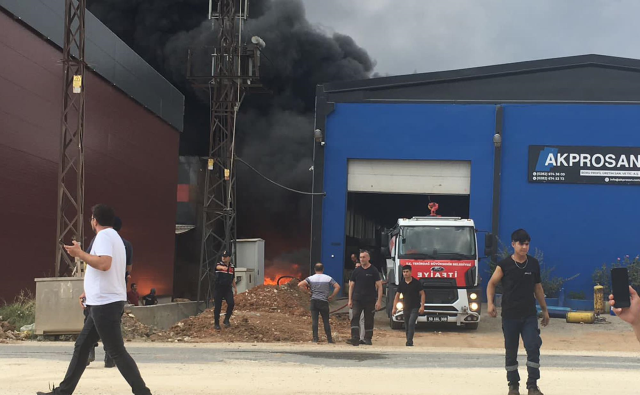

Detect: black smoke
[87, 0, 374, 276]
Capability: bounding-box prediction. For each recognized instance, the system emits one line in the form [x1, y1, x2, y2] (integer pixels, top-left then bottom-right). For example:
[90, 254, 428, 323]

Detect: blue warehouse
[311, 55, 640, 300]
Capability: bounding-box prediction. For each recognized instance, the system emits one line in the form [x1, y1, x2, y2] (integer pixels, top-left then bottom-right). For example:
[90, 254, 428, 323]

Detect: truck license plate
[426, 315, 448, 323]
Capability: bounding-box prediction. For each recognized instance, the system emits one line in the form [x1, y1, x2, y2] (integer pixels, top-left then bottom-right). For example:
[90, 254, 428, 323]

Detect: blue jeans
[502, 315, 542, 388]
[405, 308, 419, 344]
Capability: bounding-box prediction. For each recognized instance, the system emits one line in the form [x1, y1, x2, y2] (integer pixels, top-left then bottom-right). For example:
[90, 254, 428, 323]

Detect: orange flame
[263, 263, 302, 285]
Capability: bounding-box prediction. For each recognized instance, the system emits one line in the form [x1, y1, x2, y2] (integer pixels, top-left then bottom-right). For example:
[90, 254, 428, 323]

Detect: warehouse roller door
[347, 159, 471, 195]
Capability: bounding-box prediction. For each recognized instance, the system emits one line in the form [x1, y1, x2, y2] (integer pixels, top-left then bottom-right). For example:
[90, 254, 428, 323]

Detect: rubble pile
[121, 312, 155, 340]
[155, 282, 351, 343]
[0, 319, 24, 343]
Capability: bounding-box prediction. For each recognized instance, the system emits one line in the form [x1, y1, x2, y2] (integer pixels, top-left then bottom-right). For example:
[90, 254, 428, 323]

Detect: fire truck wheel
[389, 316, 403, 330]
[465, 323, 479, 330]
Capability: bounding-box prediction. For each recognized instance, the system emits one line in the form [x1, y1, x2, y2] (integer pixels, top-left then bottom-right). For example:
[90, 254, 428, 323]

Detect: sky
[301, 0, 640, 76]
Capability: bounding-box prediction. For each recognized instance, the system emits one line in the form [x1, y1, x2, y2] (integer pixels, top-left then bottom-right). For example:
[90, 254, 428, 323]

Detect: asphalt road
[2, 342, 639, 370]
[3, 342, 640, 395]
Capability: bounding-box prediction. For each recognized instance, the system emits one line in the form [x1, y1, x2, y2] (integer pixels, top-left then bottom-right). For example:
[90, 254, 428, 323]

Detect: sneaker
[359, 339, 366, 345]
[346, 339, 359, 346]
[327, 339, 335, 344]
[363, 339, 372, 345]
[406, 341, 413, 346]
[223, 320, 231, 328]
[214, 323, 221, 330]
[312, 338, 319, 343]
[527, 386, 544, 395]
[508, 384, 520, 395]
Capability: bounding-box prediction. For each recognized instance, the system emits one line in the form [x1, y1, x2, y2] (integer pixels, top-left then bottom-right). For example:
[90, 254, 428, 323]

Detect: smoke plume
[86, 0, 375, 277]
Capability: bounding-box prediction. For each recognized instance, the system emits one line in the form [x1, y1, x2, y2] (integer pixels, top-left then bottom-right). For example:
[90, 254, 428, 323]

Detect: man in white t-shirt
[38, 204, 152, 395]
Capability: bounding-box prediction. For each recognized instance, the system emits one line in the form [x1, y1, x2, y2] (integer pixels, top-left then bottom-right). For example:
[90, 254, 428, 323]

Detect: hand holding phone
[611, 268, 631, 308]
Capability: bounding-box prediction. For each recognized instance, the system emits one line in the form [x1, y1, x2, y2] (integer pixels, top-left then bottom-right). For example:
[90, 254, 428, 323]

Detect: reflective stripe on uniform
[505, 364, 518, 372]
[526, 361, 540, 369]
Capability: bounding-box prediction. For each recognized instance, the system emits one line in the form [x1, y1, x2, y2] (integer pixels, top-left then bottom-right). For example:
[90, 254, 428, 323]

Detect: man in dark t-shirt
[348, 250, 382, 346]
[213, 250, 237, 330]
[392, 265, 425, 346]
[142, 289, 158, 306]
[487, 229, 549, 395]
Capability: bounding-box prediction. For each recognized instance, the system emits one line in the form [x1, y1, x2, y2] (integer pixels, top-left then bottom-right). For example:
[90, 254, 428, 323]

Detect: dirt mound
[233, 281, 310, 315]
[154, 282, 351, 343]
[122, 312, 155, 340]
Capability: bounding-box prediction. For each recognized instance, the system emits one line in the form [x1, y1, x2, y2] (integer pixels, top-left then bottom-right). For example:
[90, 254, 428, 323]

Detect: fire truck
[382, 206, 492, 330]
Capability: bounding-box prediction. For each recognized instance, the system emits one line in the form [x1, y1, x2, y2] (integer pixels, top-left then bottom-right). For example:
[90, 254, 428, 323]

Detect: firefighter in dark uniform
[214, 250, 237, 330]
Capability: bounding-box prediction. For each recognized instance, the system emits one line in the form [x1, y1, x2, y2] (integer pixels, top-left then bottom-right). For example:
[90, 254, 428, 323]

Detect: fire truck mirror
[380, 231, 390, 258]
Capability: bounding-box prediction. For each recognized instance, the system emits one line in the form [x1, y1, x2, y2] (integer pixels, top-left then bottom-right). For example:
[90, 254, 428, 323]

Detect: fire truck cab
[382, 213, 489, 330]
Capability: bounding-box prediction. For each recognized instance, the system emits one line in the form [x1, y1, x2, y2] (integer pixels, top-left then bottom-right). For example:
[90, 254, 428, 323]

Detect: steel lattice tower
[189, 0, 262, 310]
[55, 0, 86, 277]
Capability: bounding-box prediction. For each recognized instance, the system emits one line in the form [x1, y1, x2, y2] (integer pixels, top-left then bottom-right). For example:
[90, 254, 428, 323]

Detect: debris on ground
[148, 281, 352, 343]
[121, 312, 155, 340]
[0, 319, 24, 342]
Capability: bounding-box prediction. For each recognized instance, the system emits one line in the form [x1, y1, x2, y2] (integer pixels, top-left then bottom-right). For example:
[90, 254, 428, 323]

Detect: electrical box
[235, 267, 256, 294]
[235, 238, 264, 286]
[35, 277, 84, 335]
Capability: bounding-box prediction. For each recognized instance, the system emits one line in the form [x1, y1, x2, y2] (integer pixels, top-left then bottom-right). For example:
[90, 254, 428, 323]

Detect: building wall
[500, 104, 640, 293]
[0, 11, 179, 301]
[322, 103, 497, 287]
[322, 101, 640, 294]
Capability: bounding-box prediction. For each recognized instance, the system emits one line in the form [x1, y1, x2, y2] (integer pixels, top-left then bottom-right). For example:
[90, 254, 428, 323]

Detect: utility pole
[187, 0, 263, 310]
[55, 0, 86, 277]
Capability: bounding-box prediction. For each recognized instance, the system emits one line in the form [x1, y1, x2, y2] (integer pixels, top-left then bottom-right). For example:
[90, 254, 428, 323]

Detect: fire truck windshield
[399, 226, 476, 260]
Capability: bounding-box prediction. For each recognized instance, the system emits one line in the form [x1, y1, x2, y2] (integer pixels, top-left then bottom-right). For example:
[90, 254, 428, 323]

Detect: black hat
[221, 250, 231, 257]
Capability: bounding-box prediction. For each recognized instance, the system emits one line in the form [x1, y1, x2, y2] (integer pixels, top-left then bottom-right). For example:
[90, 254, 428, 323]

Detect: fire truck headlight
[396, 302, 403, 310]
[470, 302, 479, 311]
[469, 292, 478, 300]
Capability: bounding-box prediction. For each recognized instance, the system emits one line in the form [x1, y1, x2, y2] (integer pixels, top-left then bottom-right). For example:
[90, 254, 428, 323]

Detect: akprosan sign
[529, 145, 640, 185]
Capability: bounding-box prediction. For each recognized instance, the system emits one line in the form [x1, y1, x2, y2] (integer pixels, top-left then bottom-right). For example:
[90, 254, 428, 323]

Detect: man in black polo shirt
[487, 229, 549, 395]
[348, 249, 382, 346]
[392, 265, 425, 346]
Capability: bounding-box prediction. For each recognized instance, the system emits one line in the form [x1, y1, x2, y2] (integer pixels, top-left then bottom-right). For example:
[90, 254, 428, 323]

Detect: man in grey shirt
[299, 263, 340, 343]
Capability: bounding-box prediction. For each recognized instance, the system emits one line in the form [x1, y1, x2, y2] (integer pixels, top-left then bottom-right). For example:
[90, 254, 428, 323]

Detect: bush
[592, 255, 640, 295]
[568, 291, 586, 300]
[0, 290, 36, 329]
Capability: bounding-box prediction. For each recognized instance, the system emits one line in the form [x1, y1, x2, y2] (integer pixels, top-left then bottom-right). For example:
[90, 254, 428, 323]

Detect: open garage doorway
[343, 192, 471, 287]
[342, 159, 472, 290]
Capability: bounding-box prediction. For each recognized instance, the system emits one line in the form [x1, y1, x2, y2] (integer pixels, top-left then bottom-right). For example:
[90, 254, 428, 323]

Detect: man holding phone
[38, 204, 152, 395]
[487, 229, 549, 395]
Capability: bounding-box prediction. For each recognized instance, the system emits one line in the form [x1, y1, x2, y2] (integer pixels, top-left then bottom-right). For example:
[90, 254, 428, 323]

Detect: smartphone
[611, 268, 631, 308]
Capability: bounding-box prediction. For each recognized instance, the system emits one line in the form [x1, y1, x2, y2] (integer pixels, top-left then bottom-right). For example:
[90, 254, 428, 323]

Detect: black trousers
[351, 300, 375, 341]
[213, 285, 235, 324]
[405, 307, 419, 344]
[310, 299, 332, 341]
[82, 307, 113, 366]
[58, 301, 151, 395]
[502, 315, 542, 388]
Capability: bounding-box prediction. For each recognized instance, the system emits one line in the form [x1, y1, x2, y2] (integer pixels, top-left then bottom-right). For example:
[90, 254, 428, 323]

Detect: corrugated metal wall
[0, 11, 180, 301]
[0, 0, 184, 131]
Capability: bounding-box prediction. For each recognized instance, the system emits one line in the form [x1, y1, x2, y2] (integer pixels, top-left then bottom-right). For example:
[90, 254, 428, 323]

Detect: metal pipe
[491, 105, 504, 262]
